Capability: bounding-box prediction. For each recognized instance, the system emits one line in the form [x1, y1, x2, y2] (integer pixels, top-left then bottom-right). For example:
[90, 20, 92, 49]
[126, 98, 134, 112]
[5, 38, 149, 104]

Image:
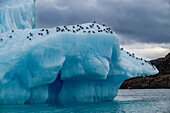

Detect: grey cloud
[35, 0, 170, 44]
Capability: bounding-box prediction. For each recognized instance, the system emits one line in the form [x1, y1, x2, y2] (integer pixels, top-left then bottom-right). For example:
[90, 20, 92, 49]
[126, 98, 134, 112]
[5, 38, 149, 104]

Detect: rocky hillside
[120, 53, 170, 89]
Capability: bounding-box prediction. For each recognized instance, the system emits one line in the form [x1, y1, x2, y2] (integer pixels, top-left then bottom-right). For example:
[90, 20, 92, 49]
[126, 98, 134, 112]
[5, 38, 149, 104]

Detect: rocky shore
[120, 53, 170, 89]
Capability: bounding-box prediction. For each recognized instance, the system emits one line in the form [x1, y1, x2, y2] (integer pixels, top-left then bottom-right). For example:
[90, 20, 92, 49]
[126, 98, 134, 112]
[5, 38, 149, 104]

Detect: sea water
[0, 89, 169, 113]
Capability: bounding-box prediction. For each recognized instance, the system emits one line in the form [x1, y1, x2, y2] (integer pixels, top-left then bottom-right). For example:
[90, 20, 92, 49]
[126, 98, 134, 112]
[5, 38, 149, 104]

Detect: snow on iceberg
[0, 0, 36, 33]
[0, 23, 158, 104]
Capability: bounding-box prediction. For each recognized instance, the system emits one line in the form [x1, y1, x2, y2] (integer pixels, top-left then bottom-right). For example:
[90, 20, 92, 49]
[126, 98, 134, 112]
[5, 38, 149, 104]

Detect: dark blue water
[0, 89, 169, 113]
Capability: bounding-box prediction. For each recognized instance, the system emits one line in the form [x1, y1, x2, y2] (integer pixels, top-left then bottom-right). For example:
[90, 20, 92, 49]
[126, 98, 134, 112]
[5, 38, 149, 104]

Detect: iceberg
[0, 23, 158, 104]
[0, 0, 158, 104]
[0, 0, 36, 33]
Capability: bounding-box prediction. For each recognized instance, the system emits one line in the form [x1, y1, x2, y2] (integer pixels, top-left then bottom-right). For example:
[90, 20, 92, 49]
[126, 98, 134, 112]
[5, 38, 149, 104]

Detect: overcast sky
[35, 0, 170, 60]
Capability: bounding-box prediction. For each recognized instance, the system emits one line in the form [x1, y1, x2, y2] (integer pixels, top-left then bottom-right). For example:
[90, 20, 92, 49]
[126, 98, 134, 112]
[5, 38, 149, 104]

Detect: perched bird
[46, 31, 49, 34]
[61, 29, 65, 32]
[30, 33, 33, 37]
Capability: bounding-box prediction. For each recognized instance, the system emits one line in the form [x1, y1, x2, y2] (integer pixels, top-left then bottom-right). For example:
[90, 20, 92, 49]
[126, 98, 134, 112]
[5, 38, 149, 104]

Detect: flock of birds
[120, 47, 156, 69]
[0, 21, 156, 70]
[0, 21, 113, 42]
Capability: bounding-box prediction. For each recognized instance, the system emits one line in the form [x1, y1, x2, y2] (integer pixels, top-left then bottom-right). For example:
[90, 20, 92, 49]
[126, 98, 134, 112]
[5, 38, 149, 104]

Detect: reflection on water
[0, 89, 170, 113]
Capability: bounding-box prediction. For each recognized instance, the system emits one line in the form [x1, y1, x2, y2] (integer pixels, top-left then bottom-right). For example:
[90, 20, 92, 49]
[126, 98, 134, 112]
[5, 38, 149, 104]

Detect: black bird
[12, 30, 14, 33]
[106, 28, 111, 31]
[56, 29, 59, 32]
[83, 31, 86, 33]
[67, 29, 71, 32]
[56, 27, 61, 30]
[41, 29, 44, 31]
[86, 27, 89, 29]
[93, 21, 96, 23]
[88, 31, 91, 33]
[92, 24, 94, 26]
[9, 36, 12, 38]
[121, 48, 123, 50]
[38, 33, 41, 35]
[41, 33, 43, 36]
[46, 31, 49, 34]
[29, 38, 31, 40]
[92, 31, 95, 33]
[110, 31, 113, 34]
[61, 29, 64, 32]
[0, 38, 3, 41]
[77, 25, 80, 27]
[73, 30, 76, 33]
[73, 26, 75, 28]
[27, 36, 29, 39]
[142, 63, 144, 65]
[30, 33, 33, 37]
[103, 24, 106, 26]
